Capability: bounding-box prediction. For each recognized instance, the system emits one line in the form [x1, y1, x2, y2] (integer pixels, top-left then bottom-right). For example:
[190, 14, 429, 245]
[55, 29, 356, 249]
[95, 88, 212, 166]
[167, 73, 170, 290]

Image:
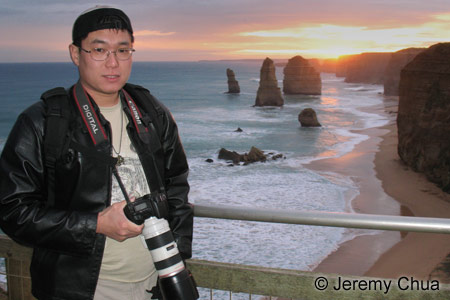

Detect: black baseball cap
[72, 6, 134, 46]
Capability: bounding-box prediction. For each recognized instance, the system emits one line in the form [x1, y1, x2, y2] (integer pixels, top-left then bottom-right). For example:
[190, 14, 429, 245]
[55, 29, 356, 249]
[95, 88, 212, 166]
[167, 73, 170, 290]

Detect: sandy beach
[309, 96, 450, 283]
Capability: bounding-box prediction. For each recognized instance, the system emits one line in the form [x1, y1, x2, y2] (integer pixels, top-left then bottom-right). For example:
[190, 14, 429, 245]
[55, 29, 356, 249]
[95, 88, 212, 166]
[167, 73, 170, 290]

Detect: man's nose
[105, 50, 119, 67]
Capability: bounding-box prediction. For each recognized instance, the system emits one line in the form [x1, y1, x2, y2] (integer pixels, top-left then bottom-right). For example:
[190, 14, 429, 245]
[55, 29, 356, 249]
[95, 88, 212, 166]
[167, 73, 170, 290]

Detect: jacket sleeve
[0, 103, 98, 256]
[160, 108, 193, 260]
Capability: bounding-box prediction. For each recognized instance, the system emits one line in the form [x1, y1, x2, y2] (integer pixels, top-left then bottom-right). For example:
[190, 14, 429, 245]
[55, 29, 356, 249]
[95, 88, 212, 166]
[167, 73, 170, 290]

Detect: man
[0, 6, 193, 300]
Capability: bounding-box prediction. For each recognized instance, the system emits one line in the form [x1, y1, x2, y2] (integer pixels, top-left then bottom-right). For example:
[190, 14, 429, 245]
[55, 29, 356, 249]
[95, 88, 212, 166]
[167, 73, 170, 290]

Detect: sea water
[0, 61, 389, 290]
[129, 61, 388, 270]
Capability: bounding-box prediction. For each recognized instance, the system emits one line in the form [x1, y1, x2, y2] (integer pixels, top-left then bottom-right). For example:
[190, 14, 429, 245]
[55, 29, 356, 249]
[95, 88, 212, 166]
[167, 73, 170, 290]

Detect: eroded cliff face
[320, 58, 338, 73]
[344, 52, 392, 84]
[336, 54, 357, 78]
[283, 55, 321, 95]
[397, 43, 450, 192]
[255, 57, 284, 107]
[384, 48, 425, 96]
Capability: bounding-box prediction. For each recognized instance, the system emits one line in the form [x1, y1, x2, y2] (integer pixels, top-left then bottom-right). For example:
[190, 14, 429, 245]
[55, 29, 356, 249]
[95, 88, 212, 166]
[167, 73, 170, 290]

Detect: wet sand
[307, 98, 450, 282]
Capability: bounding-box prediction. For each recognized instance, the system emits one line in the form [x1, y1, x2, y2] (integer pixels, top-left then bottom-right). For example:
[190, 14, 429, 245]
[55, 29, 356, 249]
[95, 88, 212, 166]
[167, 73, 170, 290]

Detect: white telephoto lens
[143, 217, 185, 277]
[142, 217, 170, 239]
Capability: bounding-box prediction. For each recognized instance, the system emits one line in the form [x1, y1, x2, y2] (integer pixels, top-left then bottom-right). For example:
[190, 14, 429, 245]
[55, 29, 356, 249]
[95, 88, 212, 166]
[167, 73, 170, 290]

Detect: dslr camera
[123, 192, 199, 300]
[124, 192, 169, 224]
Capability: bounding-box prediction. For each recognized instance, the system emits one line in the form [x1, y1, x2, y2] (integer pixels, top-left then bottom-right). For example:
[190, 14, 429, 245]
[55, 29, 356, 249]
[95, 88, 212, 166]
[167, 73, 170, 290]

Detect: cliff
[226, 68, 240, 93]
[283, 55, 321, 95]
[335, 54, 357, 77]
[320, 58, 338, 73]
[384, 48, 425, 96]
[255, 57, 284, 107]
[344, 52, 392, 84]
[397, 42, 450, 192]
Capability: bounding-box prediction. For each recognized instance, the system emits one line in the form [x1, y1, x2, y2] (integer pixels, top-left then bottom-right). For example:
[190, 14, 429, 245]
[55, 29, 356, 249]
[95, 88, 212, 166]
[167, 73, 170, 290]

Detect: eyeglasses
[79, 47, 135, 61]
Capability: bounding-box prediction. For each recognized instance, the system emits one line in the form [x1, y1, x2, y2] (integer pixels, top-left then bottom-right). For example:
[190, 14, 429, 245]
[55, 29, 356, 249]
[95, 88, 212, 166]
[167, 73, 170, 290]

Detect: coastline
[307, 97, 450, 282]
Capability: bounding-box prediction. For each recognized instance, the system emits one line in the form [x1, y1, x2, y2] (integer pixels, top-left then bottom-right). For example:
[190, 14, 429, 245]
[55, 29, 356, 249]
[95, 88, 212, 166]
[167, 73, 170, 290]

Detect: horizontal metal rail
[193, 204, 450, 234]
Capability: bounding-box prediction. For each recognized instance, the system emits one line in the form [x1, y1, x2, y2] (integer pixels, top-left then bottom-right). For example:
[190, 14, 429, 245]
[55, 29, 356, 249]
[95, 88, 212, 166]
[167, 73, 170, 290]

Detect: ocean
[0, 61, 389, 295]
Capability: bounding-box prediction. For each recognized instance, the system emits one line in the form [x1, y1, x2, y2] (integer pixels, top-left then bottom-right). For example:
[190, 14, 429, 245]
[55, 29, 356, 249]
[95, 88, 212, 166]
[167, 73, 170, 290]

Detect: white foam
[322, 77, 345, 82]
[189, 157, 355, 270]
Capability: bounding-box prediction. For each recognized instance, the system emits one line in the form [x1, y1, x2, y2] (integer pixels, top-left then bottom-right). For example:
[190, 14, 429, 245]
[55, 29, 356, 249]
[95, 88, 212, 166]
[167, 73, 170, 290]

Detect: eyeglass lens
[91, 49, 134, 61]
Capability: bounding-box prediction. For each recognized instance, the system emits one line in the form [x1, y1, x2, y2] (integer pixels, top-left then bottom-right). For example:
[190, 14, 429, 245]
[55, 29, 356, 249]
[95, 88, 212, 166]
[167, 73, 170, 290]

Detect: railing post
[5, 258, 35, 300]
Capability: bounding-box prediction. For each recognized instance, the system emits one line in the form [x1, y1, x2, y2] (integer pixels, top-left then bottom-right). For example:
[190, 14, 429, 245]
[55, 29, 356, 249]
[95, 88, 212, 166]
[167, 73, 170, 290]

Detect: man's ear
[69, 44, 80, 66]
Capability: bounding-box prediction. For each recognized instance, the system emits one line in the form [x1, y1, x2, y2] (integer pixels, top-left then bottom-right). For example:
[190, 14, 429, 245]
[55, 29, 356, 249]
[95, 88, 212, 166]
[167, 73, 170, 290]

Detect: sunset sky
[1, 0, 449, 62]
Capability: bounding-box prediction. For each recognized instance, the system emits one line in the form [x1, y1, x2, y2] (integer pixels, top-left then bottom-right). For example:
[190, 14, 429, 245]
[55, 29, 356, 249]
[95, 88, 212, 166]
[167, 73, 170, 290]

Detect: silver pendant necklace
[112, 103, 124, 166]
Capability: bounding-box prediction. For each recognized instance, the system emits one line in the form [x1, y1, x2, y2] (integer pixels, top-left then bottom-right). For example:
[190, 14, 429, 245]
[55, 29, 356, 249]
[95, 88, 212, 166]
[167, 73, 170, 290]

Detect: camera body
[123, 192, 169, 225]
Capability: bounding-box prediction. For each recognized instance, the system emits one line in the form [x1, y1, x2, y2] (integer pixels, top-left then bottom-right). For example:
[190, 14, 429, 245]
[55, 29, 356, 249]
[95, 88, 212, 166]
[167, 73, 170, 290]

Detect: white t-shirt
[98, 100, 156, 282]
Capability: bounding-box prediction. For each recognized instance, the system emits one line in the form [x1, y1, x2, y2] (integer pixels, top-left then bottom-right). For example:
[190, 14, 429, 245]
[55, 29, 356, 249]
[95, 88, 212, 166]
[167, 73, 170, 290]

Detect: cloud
[233, 12, 450, 58]
[239, 22, 448, 44]
[2, 1, 450, 62]
[134, 30, 176, 37]
[434, 12, 450, 21]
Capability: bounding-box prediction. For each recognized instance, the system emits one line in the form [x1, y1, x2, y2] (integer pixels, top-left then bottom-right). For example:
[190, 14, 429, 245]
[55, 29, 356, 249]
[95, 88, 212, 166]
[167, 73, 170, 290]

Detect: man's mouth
[104, 75, 121, 82]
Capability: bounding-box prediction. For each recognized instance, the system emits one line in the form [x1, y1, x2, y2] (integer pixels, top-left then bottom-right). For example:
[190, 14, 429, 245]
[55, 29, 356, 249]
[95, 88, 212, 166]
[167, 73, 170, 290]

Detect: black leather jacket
[0, 83, 193, 300]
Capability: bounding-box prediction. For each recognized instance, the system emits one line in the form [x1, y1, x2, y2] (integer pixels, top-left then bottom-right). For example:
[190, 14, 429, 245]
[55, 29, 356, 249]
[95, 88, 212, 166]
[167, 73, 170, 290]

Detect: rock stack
[218, 147, 284, 165]
[397, 42, 450, 192]
[298, 108, 321, 127]
[383, 48, 424, 96]
[226, 68, 240, 93]
[254, 57, 284, 107]
[283, 55, 321, 95]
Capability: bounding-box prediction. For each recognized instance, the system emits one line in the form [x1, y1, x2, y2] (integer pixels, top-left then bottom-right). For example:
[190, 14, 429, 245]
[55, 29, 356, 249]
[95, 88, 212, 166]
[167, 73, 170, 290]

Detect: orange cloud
[134, 30, 176, 37]
[132, 12, 450, 61]
[228, 13, 450, 58]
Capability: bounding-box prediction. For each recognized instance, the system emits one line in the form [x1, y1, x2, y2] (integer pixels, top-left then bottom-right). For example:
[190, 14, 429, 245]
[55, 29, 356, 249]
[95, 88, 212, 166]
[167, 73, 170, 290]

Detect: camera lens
[142, 217, 184, 277]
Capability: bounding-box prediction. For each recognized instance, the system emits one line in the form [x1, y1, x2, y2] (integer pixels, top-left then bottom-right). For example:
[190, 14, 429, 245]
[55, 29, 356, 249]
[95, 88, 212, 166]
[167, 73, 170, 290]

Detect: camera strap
[72, 81, 151, 147]
[72, 82, 108, 145]
[112, 167, 132, 204]
[72, 81, 166, 203]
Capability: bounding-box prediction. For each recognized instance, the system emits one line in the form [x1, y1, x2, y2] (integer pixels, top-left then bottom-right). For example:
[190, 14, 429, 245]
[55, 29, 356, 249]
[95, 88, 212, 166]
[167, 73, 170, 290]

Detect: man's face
[69, 29, 133, 103]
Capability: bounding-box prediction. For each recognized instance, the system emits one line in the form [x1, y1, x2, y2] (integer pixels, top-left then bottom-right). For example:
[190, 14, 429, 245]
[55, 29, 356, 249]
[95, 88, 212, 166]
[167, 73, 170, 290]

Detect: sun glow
[130, 12, 450, 61]
[234, 13, 450, 59]
[236, 47, 364, 58]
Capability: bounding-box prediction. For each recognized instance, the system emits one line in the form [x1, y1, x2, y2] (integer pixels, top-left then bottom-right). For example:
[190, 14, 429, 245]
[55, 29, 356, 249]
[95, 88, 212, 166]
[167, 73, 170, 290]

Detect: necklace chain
[112, 102, 124, 159]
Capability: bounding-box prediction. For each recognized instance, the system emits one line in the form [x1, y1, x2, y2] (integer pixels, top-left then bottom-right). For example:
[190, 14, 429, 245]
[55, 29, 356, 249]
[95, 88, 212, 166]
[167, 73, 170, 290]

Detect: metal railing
[191, 204, 450, 299]
[1, 204, 450, 300]
[193, 204, 450, 234]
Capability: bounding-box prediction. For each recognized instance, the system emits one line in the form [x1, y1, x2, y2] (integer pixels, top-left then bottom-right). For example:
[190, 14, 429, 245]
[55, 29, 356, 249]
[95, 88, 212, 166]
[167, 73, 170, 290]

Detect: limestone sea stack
[254, 58, 284, 107]
[397, 42, 450, 192]
[226, 68, 240, 93]
[218, 147, 284, 165]
[307, 58, 321, 73]
[298, 108, 321, 127]
[383, 48, 425, 96]
[283, 55, 321, 95]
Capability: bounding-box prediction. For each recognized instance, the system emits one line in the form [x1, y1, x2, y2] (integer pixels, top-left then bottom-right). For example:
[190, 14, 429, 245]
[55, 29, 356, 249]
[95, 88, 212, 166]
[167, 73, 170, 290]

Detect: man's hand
[96, 200, 143, 241]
